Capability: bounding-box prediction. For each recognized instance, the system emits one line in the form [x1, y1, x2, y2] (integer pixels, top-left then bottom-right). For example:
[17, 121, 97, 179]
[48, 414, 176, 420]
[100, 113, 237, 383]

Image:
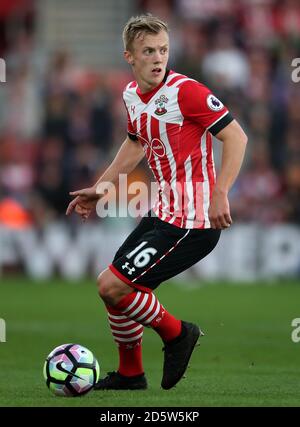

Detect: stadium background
[0, 0, 300, 407]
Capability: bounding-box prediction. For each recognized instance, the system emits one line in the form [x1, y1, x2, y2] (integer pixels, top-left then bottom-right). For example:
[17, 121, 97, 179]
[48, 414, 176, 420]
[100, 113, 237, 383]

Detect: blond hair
[123, 14, 169, 51]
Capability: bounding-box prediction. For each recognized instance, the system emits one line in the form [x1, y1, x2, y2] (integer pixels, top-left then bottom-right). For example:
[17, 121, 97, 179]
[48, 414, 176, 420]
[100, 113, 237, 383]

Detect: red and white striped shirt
[124, 70, 233, 229]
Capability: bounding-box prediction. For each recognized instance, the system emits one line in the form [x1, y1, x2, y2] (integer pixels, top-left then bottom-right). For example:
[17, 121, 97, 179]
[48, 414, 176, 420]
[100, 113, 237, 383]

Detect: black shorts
[109, 212, 221, 292]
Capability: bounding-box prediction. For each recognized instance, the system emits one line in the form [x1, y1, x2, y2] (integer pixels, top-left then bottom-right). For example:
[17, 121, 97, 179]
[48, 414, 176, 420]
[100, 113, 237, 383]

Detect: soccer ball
[43, 343, 100, 397]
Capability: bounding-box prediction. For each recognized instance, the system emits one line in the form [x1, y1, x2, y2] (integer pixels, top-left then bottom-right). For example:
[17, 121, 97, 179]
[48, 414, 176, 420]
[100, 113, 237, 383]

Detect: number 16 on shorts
[122, 241, 157, 275]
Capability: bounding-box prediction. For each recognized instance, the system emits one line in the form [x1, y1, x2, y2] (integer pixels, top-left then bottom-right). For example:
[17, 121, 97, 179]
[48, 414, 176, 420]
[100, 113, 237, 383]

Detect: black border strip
[209, 112, 234, 136]
[128, 132, 138, 141]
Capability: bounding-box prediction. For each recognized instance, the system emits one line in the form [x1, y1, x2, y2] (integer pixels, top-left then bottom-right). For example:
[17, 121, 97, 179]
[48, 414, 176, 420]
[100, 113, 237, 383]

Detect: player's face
[125, 31, 169, 93]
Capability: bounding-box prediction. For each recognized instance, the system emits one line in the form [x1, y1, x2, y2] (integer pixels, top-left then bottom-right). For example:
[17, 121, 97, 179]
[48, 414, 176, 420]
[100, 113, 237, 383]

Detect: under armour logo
[122, 262, 136, 275]
[130, 105, 135, 114]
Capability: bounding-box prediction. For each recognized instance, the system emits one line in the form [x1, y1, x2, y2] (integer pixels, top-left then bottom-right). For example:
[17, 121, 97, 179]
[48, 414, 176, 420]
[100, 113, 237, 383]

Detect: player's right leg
[94, 214, 155, 390]
[94, 272, 147, 390]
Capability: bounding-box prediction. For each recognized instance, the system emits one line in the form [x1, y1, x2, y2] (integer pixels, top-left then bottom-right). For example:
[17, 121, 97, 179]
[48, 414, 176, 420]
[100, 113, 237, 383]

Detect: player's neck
[135, 69, 170, 95]
[136, 78, 163, 94]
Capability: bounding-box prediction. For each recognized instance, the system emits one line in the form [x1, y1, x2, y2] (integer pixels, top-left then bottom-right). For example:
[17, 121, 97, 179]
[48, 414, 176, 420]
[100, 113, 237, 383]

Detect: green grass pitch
[0, 277, 300, 407]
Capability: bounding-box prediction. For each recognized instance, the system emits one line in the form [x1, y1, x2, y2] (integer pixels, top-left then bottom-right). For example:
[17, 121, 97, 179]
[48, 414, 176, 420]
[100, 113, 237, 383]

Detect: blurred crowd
[0, 0, 299, 229]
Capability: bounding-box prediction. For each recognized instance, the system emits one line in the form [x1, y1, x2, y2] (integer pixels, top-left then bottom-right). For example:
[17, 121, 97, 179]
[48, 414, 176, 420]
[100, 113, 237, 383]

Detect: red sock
[118, 343, 143, 377]
[115, 291, 182, 343]
[106, 305, 144, 377]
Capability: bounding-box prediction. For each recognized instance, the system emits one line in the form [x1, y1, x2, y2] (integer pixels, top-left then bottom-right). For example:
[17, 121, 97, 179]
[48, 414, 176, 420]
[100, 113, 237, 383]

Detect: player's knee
[97, 272, 113, 301]
[97, 270, 131, 305]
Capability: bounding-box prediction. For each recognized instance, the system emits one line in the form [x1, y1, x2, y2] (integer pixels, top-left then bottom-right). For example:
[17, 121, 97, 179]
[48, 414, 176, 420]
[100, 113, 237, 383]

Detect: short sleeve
[126, 110, 138, 141]
[178, 81, 234, 136]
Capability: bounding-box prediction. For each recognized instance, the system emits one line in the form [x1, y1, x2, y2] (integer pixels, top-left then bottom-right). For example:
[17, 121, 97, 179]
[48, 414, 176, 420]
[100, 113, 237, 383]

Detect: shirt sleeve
[123, 99, 138, 141]
[178, 80, 234, 136]
[126, 110, 138, 141]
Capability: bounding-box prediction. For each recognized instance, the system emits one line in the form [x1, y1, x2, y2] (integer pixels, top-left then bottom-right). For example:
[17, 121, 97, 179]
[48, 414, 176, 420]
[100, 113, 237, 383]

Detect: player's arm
[209, 119, 247, 229]
[66, 136, 144, 219]
[94, 136, 145, 188]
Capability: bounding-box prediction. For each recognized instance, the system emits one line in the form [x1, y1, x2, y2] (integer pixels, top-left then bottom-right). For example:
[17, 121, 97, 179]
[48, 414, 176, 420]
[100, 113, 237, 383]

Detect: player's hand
[66, 187, 99, 220]
[208, 189, 233, 230]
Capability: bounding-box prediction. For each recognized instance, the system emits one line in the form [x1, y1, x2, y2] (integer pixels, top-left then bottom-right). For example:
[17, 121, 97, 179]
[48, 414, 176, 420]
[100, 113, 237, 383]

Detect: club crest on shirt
[154, 94, 168, 115]
[207, 94, 224, 111]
